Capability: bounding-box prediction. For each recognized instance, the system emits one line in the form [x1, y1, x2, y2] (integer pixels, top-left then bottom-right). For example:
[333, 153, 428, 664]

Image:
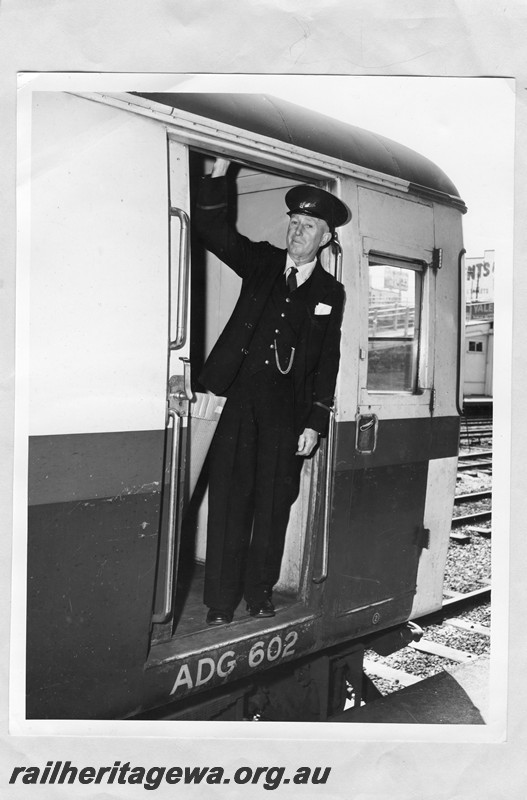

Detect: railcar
[23, 91, 466, 721]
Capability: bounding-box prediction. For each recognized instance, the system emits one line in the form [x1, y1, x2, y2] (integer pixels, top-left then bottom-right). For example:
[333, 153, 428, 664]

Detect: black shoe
[206, 608, 233, 626]
[246, 598, 275, 618]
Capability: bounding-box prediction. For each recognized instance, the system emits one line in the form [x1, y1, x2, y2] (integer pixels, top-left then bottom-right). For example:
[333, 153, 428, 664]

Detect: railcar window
[367, 259, 423, 392]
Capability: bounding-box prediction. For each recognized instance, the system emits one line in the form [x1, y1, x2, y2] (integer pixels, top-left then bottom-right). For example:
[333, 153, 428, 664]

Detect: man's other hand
[211, 157, 231, 177]
[296, 428, 319, 457]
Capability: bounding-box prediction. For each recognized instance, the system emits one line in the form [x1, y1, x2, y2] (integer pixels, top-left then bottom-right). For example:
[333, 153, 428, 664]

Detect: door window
[367, 257, 424, 393]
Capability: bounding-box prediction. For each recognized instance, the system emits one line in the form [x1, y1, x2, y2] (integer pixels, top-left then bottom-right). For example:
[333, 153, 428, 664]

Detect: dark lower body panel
[24, 416, 460, 719]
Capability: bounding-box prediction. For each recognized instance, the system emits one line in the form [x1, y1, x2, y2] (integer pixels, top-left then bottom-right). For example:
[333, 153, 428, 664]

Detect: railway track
[454, 490, 492, 504]
[452, 486, 492, 530]
[362, 587, 491, 694]
[457, 450, 492, 472]
[452, 511, 492, 529]
[454, 435, 492, 536]
[459, 427, 493, 445]
[459, 411, 493, 447]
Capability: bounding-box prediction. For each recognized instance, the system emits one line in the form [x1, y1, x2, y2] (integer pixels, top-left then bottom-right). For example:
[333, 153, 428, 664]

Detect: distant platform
[464, 396, 493, 405]
[463, 397, 493, 418]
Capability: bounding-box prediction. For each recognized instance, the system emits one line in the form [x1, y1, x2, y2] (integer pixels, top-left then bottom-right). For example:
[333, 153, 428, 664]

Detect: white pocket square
[314, 302, 332, 315]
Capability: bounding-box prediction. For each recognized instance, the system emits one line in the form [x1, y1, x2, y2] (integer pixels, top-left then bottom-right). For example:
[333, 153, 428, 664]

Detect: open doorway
[167, 154, 327, 637]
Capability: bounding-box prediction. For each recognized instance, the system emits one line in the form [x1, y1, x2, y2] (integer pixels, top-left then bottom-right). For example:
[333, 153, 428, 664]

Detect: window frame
[359, 238, 434, 413]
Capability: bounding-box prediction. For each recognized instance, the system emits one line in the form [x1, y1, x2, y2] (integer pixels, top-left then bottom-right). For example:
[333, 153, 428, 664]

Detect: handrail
[312, 233, 342, 584]
[312, 416, 335, 584]
[456, 249, 467, 416]
[169, 207, 190, 350]
[152, 409, 182, 623]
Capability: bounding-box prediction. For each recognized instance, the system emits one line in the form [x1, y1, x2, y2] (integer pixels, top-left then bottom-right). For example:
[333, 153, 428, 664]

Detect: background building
[465, 249, 495, 321]
[464, 250, 494, 398]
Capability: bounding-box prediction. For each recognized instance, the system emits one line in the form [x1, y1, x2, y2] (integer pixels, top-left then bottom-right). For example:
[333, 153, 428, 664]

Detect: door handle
[356, 413, 379, 454]
[168, 357, 193, 413]
[152, 359, 192, 625]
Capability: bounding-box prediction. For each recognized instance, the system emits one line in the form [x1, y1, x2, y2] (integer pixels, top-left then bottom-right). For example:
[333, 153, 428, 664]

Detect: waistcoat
[241, 271, 312, 377]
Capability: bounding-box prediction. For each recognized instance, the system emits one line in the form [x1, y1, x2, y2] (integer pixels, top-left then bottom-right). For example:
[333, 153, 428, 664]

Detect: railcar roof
[136, 92, 465, 208]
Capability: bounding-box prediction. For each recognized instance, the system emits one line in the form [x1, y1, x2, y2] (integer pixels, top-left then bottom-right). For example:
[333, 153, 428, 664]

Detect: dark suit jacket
[194, 175, 345, 435]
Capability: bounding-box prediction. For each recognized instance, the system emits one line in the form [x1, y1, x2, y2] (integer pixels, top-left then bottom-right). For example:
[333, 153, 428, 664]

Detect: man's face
[286, 213, 331, 265]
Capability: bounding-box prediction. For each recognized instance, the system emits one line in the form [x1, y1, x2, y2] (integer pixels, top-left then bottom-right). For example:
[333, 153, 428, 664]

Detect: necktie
[287, 266, 298, 293]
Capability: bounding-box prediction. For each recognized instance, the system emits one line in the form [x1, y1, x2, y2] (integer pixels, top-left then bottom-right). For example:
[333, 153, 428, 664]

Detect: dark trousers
[204, 370, 303, 612]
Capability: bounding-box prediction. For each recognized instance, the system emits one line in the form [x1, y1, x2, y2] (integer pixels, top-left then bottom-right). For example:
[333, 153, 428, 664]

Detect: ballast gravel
[363, 536, 491, 695]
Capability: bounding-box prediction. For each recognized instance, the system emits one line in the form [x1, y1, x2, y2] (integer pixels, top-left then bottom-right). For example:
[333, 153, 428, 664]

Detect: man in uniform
[194, 157, 350, 625]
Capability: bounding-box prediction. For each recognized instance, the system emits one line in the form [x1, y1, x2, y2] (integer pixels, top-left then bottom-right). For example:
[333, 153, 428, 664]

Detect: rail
[313, 233, 342, 584]
[152, 409, 181, 623]
[169, 207, 191, 350]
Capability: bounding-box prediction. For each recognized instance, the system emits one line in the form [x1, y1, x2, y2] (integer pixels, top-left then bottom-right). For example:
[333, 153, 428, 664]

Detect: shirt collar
[285, 254, 317, 280]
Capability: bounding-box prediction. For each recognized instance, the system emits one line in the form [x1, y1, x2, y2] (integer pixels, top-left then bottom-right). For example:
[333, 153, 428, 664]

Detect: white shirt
[284, 255, 317, 289]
